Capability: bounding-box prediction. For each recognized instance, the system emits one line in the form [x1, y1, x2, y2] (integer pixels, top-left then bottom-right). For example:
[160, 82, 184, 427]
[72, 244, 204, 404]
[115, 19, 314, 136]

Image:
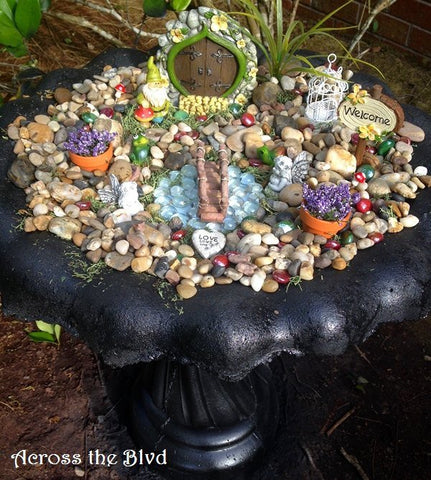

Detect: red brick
[372, 12, 410, 45]
[309, 0, 359, 24]
[388, 0, 431, 32]
[408, 25, 431, 57]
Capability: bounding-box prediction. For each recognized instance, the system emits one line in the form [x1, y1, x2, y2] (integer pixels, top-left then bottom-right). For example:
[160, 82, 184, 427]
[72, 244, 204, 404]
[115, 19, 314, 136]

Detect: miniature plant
[27, 320, 61, 345]
[302, 183, 360, 221]
[64, 127, 116, 156]
[229, 0, 359, 79]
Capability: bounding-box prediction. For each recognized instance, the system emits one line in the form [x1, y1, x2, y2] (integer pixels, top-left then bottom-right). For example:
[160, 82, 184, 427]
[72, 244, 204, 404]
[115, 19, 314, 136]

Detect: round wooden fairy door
[156, 8, 258, 105]
[173, 36, 239, 97]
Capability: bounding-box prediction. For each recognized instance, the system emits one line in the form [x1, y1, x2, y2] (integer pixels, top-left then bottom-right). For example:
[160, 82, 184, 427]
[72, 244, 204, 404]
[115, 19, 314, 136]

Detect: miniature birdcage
[305, 54, 348, 123]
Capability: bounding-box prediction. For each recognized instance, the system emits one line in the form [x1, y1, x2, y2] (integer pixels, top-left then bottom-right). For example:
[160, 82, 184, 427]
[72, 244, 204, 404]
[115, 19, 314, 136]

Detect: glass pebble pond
[153, 164, 264, 232]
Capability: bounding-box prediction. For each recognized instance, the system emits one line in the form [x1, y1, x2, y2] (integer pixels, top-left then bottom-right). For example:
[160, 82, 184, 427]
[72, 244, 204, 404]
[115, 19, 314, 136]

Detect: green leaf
[142, 0, 166, 17]
[0, 12, 23, 47]
[54, 324, 62, 343]
[28, 331, 56, 343]
[372, 19, 379, 33]
[35, 320, 55, 334]
[6, 41, 28, 56]
[0, 0, 14, 20]
[167, 0, 191, 12]
[14, 0, 41, 38]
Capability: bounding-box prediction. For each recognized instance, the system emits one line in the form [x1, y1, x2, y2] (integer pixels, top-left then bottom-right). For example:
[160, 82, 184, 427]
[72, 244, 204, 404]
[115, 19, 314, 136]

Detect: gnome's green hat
[146, 56, 162, 83]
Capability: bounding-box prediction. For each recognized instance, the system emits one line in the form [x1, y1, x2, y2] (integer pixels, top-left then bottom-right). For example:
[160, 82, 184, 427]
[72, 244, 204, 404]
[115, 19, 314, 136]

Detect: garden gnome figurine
[136, 56, 170, 123]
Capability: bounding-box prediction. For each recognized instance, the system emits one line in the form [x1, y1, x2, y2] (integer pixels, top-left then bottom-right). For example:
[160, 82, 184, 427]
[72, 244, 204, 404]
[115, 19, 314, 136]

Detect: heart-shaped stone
[192, 229, 226, 259]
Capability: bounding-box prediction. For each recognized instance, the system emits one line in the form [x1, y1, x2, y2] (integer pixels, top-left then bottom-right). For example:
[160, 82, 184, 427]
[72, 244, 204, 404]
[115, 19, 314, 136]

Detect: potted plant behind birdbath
[64, 126, 116, 172]
[300, 183, 359, 238]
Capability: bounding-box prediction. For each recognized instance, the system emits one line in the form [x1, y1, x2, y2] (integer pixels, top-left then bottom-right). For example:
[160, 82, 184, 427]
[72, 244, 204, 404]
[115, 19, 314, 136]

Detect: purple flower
[64, 127, 116, 157]
[302, 183, 354, 221]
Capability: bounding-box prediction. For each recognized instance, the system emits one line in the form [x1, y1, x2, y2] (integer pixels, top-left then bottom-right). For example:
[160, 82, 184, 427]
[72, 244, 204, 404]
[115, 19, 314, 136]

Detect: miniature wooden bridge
[196, 140, 229, 223]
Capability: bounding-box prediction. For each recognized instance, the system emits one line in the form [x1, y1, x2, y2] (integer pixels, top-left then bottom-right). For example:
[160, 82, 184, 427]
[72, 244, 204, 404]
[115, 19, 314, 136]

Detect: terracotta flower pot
[68, 143, 113, 172]
[299, 206, 351, 239]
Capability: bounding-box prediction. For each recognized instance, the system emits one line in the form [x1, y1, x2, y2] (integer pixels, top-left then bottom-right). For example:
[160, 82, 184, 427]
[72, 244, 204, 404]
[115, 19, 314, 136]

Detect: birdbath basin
[0, 49, 430, 478]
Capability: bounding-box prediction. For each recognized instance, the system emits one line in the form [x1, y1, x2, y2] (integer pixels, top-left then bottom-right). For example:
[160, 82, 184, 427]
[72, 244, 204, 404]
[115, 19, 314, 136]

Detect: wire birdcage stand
[305, 54, 349, 124]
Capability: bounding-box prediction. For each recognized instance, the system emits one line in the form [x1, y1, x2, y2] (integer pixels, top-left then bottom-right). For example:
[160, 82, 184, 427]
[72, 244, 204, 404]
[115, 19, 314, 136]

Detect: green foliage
[230, 0, 358, 79]
[27, 320, 61, 345]
[0, 0, 44, 57]
[143, 0, 191, 18]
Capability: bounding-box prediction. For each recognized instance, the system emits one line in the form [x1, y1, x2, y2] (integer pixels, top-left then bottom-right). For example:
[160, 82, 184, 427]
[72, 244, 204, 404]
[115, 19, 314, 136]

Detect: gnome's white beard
[142, 83, 169, 109]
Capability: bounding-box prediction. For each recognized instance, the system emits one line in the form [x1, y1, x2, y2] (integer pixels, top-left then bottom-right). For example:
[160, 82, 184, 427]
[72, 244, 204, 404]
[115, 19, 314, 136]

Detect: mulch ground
[1, 309, 430, 480]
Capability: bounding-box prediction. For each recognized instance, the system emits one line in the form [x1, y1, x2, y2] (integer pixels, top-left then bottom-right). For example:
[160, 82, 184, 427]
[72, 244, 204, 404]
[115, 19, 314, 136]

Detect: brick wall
[284, 0, 431, 63]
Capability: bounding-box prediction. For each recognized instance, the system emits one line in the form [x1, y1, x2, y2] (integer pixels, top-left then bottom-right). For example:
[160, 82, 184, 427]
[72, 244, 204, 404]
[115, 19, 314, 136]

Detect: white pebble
[399, 215, 419, 228]
[33, 203, 49, 216]
[251, 269, 266, 292]
[115, 239, 130, 255]
[53, 206, 66, 217]
[414, 166, 428, 176]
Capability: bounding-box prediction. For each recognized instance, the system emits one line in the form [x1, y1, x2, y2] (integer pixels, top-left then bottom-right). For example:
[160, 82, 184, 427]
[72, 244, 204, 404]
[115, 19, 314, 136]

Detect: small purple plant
[303, 183, 359, 221]
[64, 127, 116, 157]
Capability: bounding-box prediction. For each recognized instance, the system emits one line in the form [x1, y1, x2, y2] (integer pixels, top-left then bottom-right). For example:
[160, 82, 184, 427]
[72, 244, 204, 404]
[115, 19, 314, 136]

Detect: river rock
[164, 152, 187, 170]
[241, 219, 271, 234]
[54, 87, 72, 104]
[135, 222, 165, 247]
[367, 178, 391, 197]
[108, 159, 132, 181]
[105, 251, 134, 271]
[325, 145, 357, 178]
[299, 261, 314, 280]
[7, 157, 36, 188]
[281, 127, 304, 143]
[48, 182, 82, 202]
[399, 214, 419, 228]
[273, 115, 297, 137]
[250, 269, 266, 292]
[33, 215, 51, 231]
[48, 217, 82, 240]
[252, 82, 282, 107]
[396, 121, 425, 142]
[176, 283, 197, 299]
[27, 122, 54, 143]
[244, 132, 264, 158]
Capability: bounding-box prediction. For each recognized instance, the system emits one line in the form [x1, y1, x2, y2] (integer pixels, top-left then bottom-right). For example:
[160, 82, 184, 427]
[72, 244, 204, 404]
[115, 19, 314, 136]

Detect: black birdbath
[0, 49, 430, 479]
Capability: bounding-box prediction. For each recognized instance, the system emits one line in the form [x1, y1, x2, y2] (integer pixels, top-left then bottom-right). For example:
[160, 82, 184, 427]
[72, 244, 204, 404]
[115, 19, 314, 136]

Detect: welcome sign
[338, 97, 397, 132]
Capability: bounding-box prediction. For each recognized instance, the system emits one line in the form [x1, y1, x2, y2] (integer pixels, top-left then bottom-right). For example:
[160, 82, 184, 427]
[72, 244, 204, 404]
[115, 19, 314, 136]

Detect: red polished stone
[171, 229, 187, 241]
[398, 136, 411, 145]
[324, 239, 341, 250]
[196, 115, 208, 122]
[248, 158, 263, 168]
[75, 201, 91, 210]
[351, 133, 360, 145]
[237, 229, 246, 239]
[355, 198, 373, 213]
[174, 131, 187, 141]
[99, 107, 114, 118]
[368, 232, 384, 244]
[272, 270, 290, 284]
[213, 254, 229, 267]
[241, 113, 256, 127]
[366, 145, 377, 155]
[189, 130, 200, 140]
[354, 172, 366, 183]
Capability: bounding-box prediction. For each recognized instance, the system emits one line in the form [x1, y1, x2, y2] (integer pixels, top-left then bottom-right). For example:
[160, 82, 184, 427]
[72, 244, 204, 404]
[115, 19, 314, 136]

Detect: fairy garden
[5, 4, 429, 300]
